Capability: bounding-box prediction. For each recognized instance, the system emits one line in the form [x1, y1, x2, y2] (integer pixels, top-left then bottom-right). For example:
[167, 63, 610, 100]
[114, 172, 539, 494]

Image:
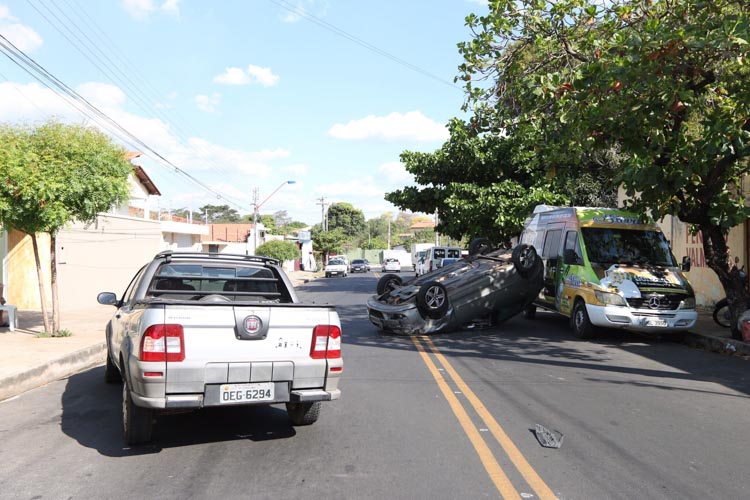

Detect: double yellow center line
[411, 335, 557, 500]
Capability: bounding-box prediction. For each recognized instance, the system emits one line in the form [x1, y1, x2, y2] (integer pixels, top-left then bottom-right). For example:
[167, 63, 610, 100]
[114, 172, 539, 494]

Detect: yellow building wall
[5, 229, 53, 309]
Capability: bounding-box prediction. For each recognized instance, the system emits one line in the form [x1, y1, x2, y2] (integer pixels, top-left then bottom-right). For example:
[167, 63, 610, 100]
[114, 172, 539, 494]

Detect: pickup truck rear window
[148, 264, 285, 302]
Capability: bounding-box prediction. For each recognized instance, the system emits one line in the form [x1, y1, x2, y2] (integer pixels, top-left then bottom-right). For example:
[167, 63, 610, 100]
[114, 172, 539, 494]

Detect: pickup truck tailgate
[162, 304, 339, 394]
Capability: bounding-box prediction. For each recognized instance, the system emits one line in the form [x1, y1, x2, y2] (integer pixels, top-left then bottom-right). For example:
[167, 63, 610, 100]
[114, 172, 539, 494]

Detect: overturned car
[367, 241, 544, 335]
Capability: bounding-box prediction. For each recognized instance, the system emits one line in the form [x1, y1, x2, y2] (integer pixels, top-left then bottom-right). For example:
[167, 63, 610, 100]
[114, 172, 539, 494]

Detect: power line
[0, 33, 245, 211]
[268, 0, 459, 89]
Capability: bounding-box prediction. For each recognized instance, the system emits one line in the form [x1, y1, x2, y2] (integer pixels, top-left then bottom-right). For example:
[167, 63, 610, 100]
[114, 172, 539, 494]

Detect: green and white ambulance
[519, 206, 697, 338]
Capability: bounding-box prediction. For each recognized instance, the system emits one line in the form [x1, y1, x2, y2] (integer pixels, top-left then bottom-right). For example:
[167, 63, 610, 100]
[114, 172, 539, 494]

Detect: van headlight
[595, 290, 627, 306]
[680, 297, 696, 310]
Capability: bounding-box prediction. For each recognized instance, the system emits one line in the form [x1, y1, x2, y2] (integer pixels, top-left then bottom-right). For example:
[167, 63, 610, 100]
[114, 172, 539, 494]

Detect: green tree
[199, 204, 241, 223]
[312, 228, 348, 263]
[255, 240, 300, 263]
[260, 214, 277, 233]
[327, 202, 366, 237]
[0, 120, 131, 334]
[387, 119, 571, 244]
[458, 0, 750, 337]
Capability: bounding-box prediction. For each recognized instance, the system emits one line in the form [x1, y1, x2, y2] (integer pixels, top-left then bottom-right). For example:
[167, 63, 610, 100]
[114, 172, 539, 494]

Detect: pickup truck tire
[376, 274, 403, 295]
[123, 378, 154, 445]
[286, 401, 321, 426]
[104, 352, 122, 384]
[469, 237, 492, 256]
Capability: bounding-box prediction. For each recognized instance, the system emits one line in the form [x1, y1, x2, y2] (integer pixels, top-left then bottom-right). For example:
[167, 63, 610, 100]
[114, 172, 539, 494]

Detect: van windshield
[581, 228, 676, 267]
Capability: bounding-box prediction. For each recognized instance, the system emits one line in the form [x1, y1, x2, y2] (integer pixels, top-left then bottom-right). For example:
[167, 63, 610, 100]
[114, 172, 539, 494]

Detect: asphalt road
[1, 271, 748, 499]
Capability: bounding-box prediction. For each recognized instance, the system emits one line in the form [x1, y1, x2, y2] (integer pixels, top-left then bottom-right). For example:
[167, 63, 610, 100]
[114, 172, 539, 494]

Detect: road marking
[422, 336, 557, 500]
[411, 335, 520, 499]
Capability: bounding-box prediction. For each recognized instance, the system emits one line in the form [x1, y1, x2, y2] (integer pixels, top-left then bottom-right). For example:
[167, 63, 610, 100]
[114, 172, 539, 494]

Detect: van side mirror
[563, 249, 581, 265]
[681, 256, 691, 272]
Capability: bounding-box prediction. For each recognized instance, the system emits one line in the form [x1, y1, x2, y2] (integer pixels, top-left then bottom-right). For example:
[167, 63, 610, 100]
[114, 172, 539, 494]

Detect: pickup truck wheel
[286, 401, 321, 425]
[376, 274, 403, 295]
[512, 244, 538, 277]
[469, 237, 492, 256]
[123, 378, 153, 445]
[104, 352, 122, 384]
[417, 281, 449, 319]
[571, 300, 596, 339]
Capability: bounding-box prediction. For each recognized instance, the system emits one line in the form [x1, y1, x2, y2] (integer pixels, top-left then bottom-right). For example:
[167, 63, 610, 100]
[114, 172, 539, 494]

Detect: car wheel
[571, 300, 596, 339]
[512, 244, 538, 277]
[469, 237, 492, 256]
[123, 376, 153, 445]
[416, 281, 449, 320]
[104, 351, 122, 384]
[286, 401, 321, 425]
[523, 304, 536, 320]
[325, 273, 330, 278]
[376, 274, 403, 295]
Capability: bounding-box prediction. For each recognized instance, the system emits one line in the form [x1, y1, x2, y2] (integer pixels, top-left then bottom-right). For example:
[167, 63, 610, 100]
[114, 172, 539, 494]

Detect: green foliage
[0, 120, 132, 234]
[312, 228, 348, 259]
[327, 202, 366, 237]
[255, 240, 300, 262]
[199, 204, 241, 223]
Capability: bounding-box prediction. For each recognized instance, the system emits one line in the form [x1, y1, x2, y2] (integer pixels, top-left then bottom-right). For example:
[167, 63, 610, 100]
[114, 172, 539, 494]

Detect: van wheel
[512, 244, 538, 277]
[377, 274, 403, 295]
[286, 401, 321, 425]
[523, 304, 536, 320]
[417, 281, 449, 319]
[469, 237, 492, 256]
[571, 300, 596, 339]
[123, 377, 153, 445]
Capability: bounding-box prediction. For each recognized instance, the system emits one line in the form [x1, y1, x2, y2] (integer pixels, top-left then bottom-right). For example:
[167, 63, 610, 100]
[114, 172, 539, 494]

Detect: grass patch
[35, 329, 73, 338]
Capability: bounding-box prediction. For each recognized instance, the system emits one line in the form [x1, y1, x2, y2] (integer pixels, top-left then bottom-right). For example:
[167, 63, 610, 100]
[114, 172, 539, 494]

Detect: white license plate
[220, 383, 274, 404]
[645, 318, 668, 327]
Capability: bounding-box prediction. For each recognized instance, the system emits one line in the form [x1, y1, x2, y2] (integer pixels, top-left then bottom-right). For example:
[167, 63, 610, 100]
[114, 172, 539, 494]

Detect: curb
[684, 331, 750, 357]
[0, 341, 106, 402]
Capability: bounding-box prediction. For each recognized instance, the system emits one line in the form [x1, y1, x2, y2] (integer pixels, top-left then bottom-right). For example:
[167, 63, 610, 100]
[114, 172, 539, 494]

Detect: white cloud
[195, 93, 220, 113]
[281, 163, 309, 176]
[328, 111, 448, 142]
[379, 161, 414, 184]
[77, 82, 127, 107]
[246, 65, 280, 87]
[0, 6, 43, 52]
[213, 65, 279, 87]
[122, 0, 180, 20]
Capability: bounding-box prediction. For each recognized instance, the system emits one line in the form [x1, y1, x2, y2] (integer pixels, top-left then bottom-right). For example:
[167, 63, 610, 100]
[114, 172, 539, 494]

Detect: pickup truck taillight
[140, 324, 185, 362]
[310, 325, 341, 359]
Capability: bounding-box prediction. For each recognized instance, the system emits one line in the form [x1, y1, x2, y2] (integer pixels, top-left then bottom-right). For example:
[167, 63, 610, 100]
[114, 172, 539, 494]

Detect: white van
[417, 246, 462, 275]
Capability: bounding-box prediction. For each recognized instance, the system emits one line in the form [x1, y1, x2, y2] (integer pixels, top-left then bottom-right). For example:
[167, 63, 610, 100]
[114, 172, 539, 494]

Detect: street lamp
[252, 180, 296, 255]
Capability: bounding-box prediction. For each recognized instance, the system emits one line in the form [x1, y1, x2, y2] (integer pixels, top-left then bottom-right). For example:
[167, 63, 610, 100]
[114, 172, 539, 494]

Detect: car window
[122, 265, 147, 306]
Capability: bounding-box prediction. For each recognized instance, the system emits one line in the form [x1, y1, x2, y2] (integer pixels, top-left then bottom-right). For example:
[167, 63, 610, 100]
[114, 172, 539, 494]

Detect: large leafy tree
[199, 204, 241, 223]
[0, 121, 131, 334]
[312, 228, 348, 263]
[327, 202, 366, 237]
[458, 0, 750, 337]
[256, 240, 300, 262]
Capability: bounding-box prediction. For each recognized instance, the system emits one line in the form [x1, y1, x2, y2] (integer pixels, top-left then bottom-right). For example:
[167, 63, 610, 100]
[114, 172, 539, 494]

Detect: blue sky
[0, 0, 486, 225]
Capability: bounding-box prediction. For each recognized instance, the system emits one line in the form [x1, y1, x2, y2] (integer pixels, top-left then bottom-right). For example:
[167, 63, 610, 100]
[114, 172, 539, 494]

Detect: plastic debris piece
[535, 424, 564, 449]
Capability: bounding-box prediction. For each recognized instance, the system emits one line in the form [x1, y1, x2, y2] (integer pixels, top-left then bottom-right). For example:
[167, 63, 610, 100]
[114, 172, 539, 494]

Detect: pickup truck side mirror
[681, 256, 691, 272]
[97, 292, 118, 306]
[563, 249, 581, 265]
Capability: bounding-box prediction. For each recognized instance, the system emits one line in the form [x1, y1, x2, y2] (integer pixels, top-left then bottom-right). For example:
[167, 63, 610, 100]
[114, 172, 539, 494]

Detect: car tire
[571, 300, 596, 339]
[104, 351, 122, 384]
[512, 244, 538, 277]
[123, 376, 153, 445]
[286, 401, 321, 426]
[376, 274, 403, 295]
[416, 281, 449, 320]
[469, 237, 492, 256]
[523, 304, 536, 320]
[325, 273, 330, 278]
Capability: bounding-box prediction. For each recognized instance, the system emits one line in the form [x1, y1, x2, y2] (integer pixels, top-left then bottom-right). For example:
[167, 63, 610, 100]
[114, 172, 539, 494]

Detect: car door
[540, 225, 564, 308]
[110, 266, 147, 363]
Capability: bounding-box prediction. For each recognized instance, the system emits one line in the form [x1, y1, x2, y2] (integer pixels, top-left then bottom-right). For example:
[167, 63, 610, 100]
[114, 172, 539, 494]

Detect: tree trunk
[701, 224, 748, 340]
[50, 232, 59, 335]
[31, 234, 52, 334]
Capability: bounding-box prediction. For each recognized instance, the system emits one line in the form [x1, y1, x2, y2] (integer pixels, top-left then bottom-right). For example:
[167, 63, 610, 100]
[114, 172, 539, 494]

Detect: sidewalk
[1, 272, 747, 401]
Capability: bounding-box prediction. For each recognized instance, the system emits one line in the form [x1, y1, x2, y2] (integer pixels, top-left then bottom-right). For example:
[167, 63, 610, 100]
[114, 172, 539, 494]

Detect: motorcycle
[712, 265, 747, 327]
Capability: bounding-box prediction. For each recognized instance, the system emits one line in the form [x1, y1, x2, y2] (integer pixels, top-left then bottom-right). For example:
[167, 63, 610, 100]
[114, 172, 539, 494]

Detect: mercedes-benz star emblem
[647, 296, 661, 309]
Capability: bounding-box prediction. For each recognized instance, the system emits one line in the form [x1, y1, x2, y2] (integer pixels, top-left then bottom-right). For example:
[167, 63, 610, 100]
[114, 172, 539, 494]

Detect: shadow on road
[60, 367, 297, 457]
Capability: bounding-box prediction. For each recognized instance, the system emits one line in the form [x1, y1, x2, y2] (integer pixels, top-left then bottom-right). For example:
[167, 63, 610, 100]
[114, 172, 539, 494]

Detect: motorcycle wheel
[713, 299, 731, 328]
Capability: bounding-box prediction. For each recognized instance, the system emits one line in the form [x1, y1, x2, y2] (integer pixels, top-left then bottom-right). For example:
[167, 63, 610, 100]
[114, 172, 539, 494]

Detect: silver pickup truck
[97, 251, 343, 445]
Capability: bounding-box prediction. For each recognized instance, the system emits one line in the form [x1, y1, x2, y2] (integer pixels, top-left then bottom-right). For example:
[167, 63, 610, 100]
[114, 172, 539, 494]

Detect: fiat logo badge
[243, 315, 262, 334]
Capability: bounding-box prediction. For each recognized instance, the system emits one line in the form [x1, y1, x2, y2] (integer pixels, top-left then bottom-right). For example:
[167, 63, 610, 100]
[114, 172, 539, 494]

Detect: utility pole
[316, 197, 329, 231]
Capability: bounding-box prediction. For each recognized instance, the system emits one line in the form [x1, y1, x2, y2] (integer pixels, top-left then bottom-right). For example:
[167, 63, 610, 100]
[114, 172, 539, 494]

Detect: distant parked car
[325, 259, 348, 278]
[382, 258, 401, 273]
[367, 242, 543, 335]
[351, 259, 371, 273]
